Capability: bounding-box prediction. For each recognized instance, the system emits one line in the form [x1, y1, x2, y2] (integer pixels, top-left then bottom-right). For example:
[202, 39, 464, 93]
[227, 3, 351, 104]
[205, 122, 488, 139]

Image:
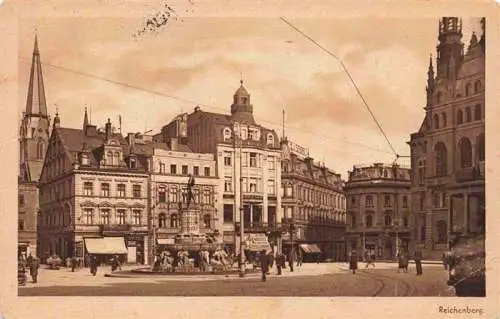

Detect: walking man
[30, 257, 39, 283]
[260, 249, 269, 282]
[414, 250, 423, 276]
[288, 249, 294, 272]
[365, 253, 375, 268]
[349, 251, 358, 274]
[71, 255, 77, 272]
[276, 253, 284, 275]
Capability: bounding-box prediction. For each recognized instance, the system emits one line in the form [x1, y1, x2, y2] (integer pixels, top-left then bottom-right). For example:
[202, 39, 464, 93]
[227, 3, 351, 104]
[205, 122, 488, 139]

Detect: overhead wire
[280, 17, 401, 159]
[18, 56, 394, 155]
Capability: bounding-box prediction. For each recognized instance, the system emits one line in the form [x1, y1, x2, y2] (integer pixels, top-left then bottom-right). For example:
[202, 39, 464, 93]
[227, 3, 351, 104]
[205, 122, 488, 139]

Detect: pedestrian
[276, 253, 283, 275]
[365, 253, 375, 268]
[259, 249, 269, 282]
[442, 252, 449, 270]
[90, 255, 98, 276]
[30, 257, 39, 283]
[71, 256, 77, 272]
[111, 256, 118, 272]
[296, 250, 303, 267]
[414, 250, 423, 276]
[267, 251, 274, 275]
[288, 249, 294, 272]
[349, 251, 358, 274]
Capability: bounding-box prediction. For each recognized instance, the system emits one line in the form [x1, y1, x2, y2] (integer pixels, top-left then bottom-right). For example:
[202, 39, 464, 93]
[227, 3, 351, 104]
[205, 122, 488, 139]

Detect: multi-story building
[409, 17, 485, 258]
[345, 163, 411, 259]
[38, 112, 149, 264]
[154, 81, 282, 253]
[129, 132, 220, 259]
[280, 138, 347, 261]
[18, 36, 51, 257]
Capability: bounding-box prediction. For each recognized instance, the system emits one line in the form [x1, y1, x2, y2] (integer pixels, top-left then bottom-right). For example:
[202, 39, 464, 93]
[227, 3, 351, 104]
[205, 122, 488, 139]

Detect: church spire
[83, 107, 89, 132]
[426, 55, 435, 106]
[25, 34, 48, 118]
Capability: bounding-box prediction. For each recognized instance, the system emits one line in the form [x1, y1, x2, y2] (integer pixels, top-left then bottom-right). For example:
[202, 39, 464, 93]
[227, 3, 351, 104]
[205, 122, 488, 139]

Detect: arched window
[436, 220, 447, 244]
[457, 109, 463, 125]
[477, 133, 485, 161]
[465, 107, 472, 122]
[365, 214, 373, 228]
[434, 142, 448, 176]
[106, 151, 113, 165]
[474, 80, 481, 94]
[437, 91, 442, 104]
[433, 114, 439, 129]
[223, 127, 232, 141]
[365, 195, 374, 208]
[442, 112, 447, 127]
[158, 213, 167, 228]
[384, 214, 392, 227]
[203, 214, 211, 228]
[474, 104, 482, 121]
[458, 137, 472, 168]
[36, 141, 44, 159]
[114, 152, 120, 165]
[170, 213, 178, 228]
[267, 133, 274, 146]
[465, 83, 472, 96]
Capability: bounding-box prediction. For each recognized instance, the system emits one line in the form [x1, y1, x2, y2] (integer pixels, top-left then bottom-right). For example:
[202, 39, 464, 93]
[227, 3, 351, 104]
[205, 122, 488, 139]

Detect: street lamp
[289, 221, 296, 272]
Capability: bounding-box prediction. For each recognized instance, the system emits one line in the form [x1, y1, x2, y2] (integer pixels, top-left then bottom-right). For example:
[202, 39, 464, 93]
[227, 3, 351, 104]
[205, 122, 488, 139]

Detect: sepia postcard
[0, 0, 498, 318]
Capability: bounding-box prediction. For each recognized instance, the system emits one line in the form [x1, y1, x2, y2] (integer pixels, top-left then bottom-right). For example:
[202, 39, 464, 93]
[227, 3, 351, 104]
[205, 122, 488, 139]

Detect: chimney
[105, 118, 112, 139]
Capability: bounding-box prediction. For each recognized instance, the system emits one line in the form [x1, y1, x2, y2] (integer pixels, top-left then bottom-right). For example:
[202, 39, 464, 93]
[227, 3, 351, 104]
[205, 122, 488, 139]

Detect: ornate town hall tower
[409, 18, 485, 258]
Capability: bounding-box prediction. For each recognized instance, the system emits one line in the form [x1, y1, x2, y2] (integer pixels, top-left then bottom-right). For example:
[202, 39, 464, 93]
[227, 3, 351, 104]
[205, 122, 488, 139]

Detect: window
[170, 164, 177, 174]
[285, 184, 293, 197]
[365, 195, 374, 208]
[419, 194, 425, 211]
[132, 210, 141, 225]
[170, 213, 178, 227]
[457, 109, 463, 125]
[169, 188, 178, 202]
[223, 204, 233, 223]
[158, 213, 167, 228]
[204, 167, 210, 176]
[83, 209, 93, 224]
[203, 190, 211, 204]
[477, 133, 485, 161]
[365, 214, 373, 228]
[37, 141, 44, 159]
[402, 196, 408, 208]
[267, 180, 275, 194]
[458, 138, 472, 168]
[465, 83, 472, 96]
[101, 209, 110, 224]
[181, 165, 188, 175]
[224, 152, 232, 166]
[418, 159, 426, 185]
[267, 156, 275, 170]
[433, 114, 439, 129]
[19, 194, 24, 206]
[101, 183, 110, 197]
[84, 182, 93, 196]
[434, 142, 448, 176]
[117, 184, 126, 198]
[203, 214, 211, 228]
[474, 104, 482, 121]
[267, 134, 274, 146]
[159, 163, 165, 173]
[223, 127, 232, 141]
[193, 166, 199, 176]
[403, 216, 408, 227]
[133, 185, 141, 198]
[442, 112, 447, 127]
[130, 158, 136, 169]
[117, 209, 126, 224]
[384, 214, 392, 227]
[158, 187, 166, 203]
[351, 215, 356, 228]
[241, 128, 247, 140]
[384, 195, 391, 207]
[224, 177, 233, 192]
[466, 107, 472, 122]
[249, 178, 257, 192]
[474, 80, 481, 93]
[351, 196, 356, 206]
[249, 152, 257, 167]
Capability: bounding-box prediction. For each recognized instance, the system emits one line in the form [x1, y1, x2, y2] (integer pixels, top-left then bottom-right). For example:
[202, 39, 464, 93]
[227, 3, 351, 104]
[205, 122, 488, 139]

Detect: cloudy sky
[18, 12, 482, 179]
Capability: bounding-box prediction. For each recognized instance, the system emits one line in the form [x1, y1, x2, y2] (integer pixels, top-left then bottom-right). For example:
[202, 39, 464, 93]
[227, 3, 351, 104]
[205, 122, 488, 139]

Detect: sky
[18, 13, 483, 179]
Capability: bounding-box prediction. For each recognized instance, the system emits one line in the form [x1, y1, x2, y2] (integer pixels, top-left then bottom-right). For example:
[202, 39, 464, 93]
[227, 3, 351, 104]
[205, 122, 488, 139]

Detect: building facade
[154, 81, 282, 253]
[18, 36, 51, 257]
[280, 139, 347, 261]
[409, 17, 485, 258]
[345, 163, 411, 259]
[38, 113, 149, 264]
[128, 133, 220, 258]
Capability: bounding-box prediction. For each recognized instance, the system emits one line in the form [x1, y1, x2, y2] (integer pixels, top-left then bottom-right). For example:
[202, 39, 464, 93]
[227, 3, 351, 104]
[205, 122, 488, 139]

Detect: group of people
[348, 250, 424, 275]
[18, 253, 40, 284]
[258, 249, 301, 282]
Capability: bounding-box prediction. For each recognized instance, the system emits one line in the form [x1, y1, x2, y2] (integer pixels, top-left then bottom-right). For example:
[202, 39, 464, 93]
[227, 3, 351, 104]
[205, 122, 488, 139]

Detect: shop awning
[84, 237, 128, 255]
[157, 238, 175, 245]
[300, 244, 322, 254]
[244, 234, 271, 252]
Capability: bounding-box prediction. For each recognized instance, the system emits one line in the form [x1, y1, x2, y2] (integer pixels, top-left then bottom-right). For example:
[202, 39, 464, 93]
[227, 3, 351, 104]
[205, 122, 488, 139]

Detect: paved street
[19, 262, 455, 297]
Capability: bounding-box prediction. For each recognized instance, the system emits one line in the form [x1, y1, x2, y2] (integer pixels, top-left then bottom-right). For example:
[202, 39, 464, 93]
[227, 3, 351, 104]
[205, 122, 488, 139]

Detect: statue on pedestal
[186, 174, 196, 208]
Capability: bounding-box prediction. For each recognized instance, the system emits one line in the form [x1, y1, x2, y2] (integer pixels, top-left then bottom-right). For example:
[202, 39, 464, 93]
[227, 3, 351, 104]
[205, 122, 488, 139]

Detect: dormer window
[130, 158, 136, 169]
[241, 128, 248, 140]
[223, 127, 232, 141]
[81, 153, 89, 165]
[242, 97, 248, 104]
[267, 134, 274, 146]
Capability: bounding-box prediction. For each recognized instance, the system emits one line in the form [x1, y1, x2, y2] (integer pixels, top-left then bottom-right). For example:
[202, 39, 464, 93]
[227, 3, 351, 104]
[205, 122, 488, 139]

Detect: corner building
[154, 81, 282, 253]
[345, 163, 411, 259]
[409, 18, 485, 258]
[280, 139, 347, 261]
[38, 113, 149, 264]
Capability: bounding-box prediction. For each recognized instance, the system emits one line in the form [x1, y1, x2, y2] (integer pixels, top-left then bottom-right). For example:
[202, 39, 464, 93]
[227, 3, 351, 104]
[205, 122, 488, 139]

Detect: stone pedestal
[180, 207, 200, 235]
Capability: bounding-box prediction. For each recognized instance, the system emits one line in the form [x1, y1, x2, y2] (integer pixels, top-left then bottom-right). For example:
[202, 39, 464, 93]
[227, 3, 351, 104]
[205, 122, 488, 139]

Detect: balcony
[455, 166, 483, 182]
[235, 222, 284, 233]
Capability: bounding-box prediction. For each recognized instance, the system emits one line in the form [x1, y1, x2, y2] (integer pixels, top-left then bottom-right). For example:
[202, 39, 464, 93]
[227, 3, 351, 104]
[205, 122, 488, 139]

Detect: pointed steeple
[426, 55, 435, 106]
[83, 107, 89, 134]
[53, 106, 60, 129]
[26, 34, 48, 118]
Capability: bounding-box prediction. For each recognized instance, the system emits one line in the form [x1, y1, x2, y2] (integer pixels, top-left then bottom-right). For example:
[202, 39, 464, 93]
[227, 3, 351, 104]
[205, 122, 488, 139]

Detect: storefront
[84, 237, 128, 265]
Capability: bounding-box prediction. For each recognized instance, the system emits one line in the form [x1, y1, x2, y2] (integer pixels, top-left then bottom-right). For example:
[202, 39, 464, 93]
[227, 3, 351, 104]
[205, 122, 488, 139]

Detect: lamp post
[289, 221, 295, 272]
